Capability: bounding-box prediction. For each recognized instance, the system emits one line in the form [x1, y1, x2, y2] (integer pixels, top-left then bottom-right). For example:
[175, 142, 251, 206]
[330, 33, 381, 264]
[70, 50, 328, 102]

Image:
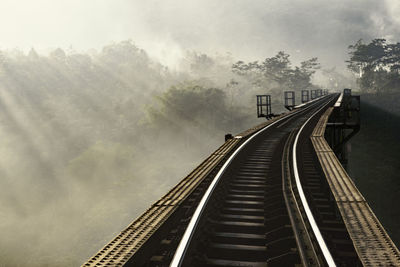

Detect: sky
[1, 0, 400, 68]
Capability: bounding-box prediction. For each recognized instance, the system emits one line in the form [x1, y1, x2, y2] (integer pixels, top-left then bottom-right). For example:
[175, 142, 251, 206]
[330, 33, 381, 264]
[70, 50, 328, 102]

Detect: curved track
[171, 96, 342, 266]
[84, 92, 399, 267]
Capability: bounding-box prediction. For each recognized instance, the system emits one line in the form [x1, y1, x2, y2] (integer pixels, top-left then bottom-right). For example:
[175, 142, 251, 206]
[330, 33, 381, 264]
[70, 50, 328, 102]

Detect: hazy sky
[1, 0, 400, 67]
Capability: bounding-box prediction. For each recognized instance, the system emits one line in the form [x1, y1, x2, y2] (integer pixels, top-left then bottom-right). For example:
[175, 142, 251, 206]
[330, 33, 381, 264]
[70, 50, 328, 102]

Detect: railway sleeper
[211, 220, 265, 234]
[265, 224, 293, 242]
[206, 243, 267, 262]
[264, 215, 291, 230]
[204, 257, 267, 267]
[264, 205, 287, 217]
[212, 232, 266, 246]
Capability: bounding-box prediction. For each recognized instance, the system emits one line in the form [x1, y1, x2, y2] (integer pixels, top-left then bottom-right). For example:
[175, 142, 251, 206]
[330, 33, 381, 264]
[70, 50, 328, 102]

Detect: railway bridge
[83, 91, 400, 267]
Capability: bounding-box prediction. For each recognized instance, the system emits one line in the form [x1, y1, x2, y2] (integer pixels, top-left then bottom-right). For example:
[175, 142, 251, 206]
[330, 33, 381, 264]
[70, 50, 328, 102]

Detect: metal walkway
[312, 108, 400, 266]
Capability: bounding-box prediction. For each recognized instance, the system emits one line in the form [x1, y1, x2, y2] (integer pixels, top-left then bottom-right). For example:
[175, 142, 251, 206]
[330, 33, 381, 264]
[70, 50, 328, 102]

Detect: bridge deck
[82, 112, 296, 266]
[82, 95, 400, 266]
[312, 107, 400, 266]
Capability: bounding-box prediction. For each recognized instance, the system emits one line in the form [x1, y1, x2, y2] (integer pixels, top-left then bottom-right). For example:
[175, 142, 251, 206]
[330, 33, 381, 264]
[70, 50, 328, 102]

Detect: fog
[2, 0, 400, 67]
[0, 42, 274, 266]
[0, 1, 399, 266]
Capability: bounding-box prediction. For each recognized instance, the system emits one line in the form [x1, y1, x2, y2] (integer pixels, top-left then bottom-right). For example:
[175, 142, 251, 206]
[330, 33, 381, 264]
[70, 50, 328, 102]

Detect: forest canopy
[232, 51, 320, 93]
[0, 40, 324, 266]
[347, 38, 400, 93]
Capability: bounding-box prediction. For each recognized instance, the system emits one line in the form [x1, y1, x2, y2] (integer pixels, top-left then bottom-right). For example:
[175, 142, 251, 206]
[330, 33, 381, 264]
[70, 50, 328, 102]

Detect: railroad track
[170, 95, 343, 266]
[84, 92, 400, 266]
[83, 104, 298, 267]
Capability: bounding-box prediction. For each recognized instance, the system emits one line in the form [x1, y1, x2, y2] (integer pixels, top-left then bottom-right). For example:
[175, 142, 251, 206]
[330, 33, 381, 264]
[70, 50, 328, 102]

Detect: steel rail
[282, 130, 322, 267]
[281, 131, 311, 266]
[170, 96, 331, 267]
[292, 98, 337, 267]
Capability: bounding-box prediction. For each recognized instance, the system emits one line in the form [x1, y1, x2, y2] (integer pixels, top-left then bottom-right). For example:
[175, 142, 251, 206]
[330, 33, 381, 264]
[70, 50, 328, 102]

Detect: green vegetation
[347, 39, 400, 93]
[232, 51, 320, 93]
[0, 41, 321, 266]
[148, 82, 251, 135]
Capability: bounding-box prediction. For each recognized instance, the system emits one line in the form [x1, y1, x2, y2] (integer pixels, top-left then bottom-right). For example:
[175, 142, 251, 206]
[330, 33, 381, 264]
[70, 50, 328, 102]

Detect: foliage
[232, 51, 320, 92]
[0, 41, 321, 266]
[148, 82, 252, 135]
[67, 141, 136, 187]
[0, 41, 198, 266]
[347, 38, 400, 92]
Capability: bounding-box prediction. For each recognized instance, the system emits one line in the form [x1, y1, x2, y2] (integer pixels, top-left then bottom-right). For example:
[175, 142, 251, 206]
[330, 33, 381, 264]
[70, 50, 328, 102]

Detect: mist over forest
[1, 0, 400, 266]
[0, 40, 336, 265]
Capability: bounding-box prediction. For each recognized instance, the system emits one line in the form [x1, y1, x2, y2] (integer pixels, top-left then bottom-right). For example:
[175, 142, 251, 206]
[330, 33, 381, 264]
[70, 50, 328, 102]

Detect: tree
[50, 48, 67, 62]
[347, 38, 400, 92]
[232, 51, 319, 92]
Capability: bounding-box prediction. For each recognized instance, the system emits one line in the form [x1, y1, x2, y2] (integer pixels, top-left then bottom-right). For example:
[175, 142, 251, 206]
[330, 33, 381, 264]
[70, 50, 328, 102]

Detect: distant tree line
[347, 39, 400, 93]
[0, 40, 326, 267]
[232, 51, 320, 93]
